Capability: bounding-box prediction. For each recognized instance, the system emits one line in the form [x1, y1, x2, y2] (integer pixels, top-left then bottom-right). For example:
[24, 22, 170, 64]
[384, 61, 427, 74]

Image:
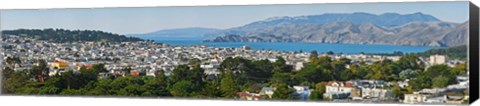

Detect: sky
[0, 1, 469, 35]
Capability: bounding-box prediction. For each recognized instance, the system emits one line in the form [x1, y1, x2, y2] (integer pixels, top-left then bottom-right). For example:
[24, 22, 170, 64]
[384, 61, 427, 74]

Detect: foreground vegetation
[1, 53, 467, 100]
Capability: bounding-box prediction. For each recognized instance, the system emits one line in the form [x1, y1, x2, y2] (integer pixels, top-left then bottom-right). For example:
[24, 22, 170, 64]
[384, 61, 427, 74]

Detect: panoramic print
[0, 1, 470, 105]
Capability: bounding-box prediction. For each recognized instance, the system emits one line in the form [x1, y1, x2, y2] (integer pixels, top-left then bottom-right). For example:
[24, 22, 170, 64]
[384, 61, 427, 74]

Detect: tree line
[2, 29, 144, 43]
[365, 45, 467, 60]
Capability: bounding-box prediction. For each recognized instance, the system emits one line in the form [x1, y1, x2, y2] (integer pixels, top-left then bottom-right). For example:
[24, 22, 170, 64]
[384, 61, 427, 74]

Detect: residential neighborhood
[1, 34, 469, 104]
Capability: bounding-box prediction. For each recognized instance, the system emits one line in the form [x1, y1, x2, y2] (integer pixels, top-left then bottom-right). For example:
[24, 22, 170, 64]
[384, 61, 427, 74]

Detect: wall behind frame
[469, 1, 480, 104]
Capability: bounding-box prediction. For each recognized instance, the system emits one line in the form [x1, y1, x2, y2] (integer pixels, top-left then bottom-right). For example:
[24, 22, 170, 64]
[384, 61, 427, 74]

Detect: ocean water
[153, 38, 438, 54]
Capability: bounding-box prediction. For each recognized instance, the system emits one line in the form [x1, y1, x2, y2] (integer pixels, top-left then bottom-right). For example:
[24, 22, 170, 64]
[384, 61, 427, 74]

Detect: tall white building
[429, 55, 447, 65]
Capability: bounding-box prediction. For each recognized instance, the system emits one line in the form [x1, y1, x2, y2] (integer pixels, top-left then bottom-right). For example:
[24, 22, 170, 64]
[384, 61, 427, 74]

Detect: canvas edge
[468, 1, 479, 104]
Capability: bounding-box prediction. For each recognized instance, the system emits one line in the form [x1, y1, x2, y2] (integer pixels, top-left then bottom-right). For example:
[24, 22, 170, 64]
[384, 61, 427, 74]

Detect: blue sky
[0, 1, 469, 35]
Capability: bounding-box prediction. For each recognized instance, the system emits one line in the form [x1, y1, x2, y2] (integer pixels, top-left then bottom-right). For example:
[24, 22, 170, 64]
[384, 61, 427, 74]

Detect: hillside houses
[403, 76, 469, 104]
[324, 81, 354, 100]
[324, 80, 393, 101]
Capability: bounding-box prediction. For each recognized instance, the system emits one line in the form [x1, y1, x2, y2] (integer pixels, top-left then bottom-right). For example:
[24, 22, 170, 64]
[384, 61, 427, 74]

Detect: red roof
[130, 70, 140, 76]
[84, 64, 93, 69]
[327, 81, 354, 88]
[327, 81, 342, 86]
[237, 92, 261, 99]
[237, 92, 251, 97]
[345, 81, 354, 87]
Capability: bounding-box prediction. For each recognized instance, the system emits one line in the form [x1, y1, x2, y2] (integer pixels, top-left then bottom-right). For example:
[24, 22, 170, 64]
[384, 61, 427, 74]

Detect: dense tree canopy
[408, 64, 458, 90]
[272, 83, 295, 100]
[2, 29, 143, 43]
[1, 52, 467, 101]
[418, 45, 467, 60]
[220, 70, 239, 98]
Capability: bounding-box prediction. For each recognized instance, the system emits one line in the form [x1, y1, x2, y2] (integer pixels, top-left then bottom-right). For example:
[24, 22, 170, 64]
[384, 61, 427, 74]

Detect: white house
[361, 88, 393, 99]
[294, 62, 306, 71]
[324, 81, 354, 100]
[326, 81, 354, 94]
[146, 69, 157, 77]
[292, 86, 311, 100]
[404, 93, 432, 104]
[259, 87, 276, 98]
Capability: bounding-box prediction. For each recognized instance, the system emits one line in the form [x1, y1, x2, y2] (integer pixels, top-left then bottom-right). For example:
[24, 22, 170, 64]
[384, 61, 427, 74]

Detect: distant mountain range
[128, 27, 221, 39]
[130, 12, 467, 47]
[204, 12, 468, 47]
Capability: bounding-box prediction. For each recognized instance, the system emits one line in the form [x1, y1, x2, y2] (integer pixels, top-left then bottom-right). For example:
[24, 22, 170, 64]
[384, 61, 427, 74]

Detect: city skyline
[0, 1, 469, 35]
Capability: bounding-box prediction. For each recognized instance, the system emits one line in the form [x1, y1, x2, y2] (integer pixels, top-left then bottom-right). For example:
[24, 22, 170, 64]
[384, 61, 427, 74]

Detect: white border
[0, 0, 472, 9]
[0, 0, 478, 106]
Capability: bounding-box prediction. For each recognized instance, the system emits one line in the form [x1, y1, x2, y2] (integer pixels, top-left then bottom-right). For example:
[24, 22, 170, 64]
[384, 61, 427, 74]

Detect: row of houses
[237, 86, 311, 101]
[236, 80, 395, 102]
[403, 76, 469, 104]
[323, 80, 394, 101]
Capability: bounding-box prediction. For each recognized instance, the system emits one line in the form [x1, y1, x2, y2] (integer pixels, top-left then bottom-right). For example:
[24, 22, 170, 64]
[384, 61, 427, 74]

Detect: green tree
[368, 59, 400, 81]
[86, 79, 113, 95]
[38, 86, 61, 95]
[422, 64, 456, 85]
[251, 59, 274, 83]
[2, 29, 143, 43]
[408, 64, 456, 90]
[340, 69, 354, 81]
[391, 82, 405, 99]
[29, 59, 49, 82]
[272, 83, 294, 100]
[169, 80, 195, 97]
[309, 82, 327, 100]
[451, 63, 467, 76]
[326, 51, 335, 55]
[408, 75, 432, 90]
[348, 64, 369, 79]
[432, 76, 450, 88]
[188, 58, 202, 66]
[220, 70, 239, 98]
[272, 56, 292, 73]
[399, 69, 420, 80]
[331, 58, 350, 80]
[418, 45, 467, 60]
[116, 84, 146, 96]
[218, 57, 254, 73]
[169, 64, 205, 88]
[189, 65, 206, 88]
[142, 70, 171, 97]
[5, 56, 21, 67]
[315, 82, 327, 92]
[2, 70, 32, 94]
[109, 75, 145, 96]
[270, 72, 292, 85]
[294, 56, 334, 83]
[60, 88, 88, 95]
[122, 67, 132, 75]
[198, 80, 222, 98]
[396, 54, 425, 71]
[1, 67, 14, 79]
[309, 90, 324, 100]
[15, 82, 41, 94]
[38, 76, 65, 94]
[309, 50, 319, 61]
[92, 63, 108, 73]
